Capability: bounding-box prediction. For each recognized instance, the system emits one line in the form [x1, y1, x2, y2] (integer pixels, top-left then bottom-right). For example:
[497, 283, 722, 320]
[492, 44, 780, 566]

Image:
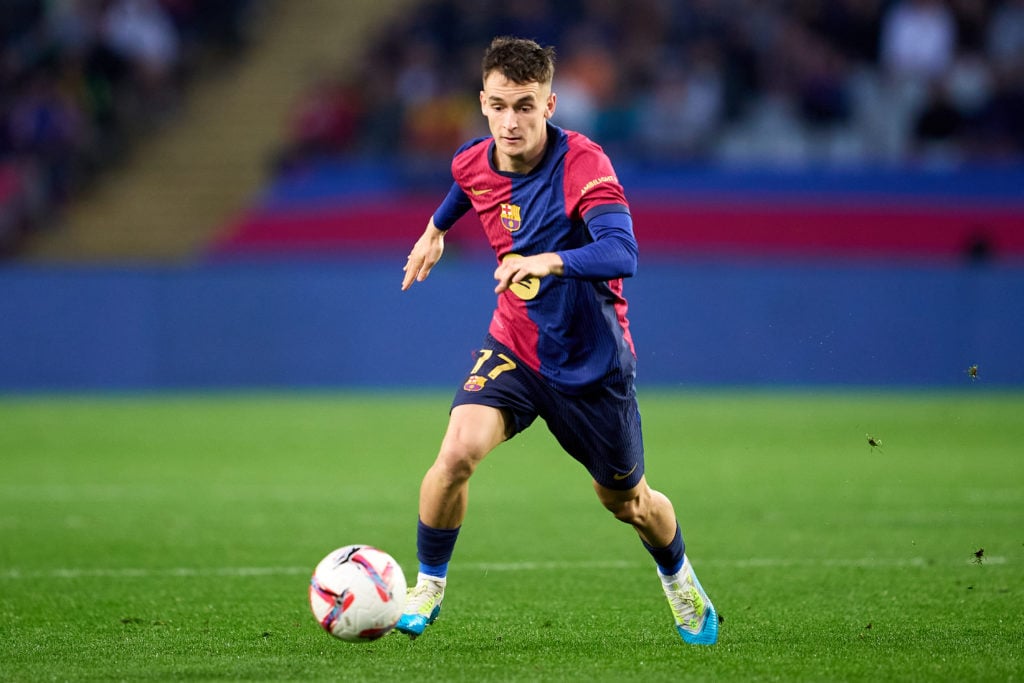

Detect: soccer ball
[308, 545, 407, 642]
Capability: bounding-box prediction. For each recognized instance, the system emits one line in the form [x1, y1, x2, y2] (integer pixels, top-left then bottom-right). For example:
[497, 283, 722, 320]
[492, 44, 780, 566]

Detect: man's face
[480, 71, 556, 173]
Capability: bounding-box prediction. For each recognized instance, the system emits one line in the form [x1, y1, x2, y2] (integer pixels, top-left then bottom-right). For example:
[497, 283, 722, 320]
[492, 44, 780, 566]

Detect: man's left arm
[557, 205, 637, 280]
[557, 141, 638, 281]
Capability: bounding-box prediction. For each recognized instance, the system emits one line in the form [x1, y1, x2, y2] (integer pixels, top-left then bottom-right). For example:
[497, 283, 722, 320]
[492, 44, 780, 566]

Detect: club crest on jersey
[500, 203, 522, 232]
[463, 375, 487, 392]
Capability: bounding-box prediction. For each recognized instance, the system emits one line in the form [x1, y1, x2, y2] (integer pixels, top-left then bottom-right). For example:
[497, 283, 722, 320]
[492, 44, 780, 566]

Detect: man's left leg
[594, 478, 719, 645]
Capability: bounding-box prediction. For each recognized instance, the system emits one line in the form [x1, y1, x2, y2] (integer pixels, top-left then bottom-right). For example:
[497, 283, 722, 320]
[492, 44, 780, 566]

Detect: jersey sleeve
[433, 137, 491, 230]
[432, 181, 472, 231]
[562, 134, 629, 219]
[557, 133, 636, 279]
[557, 208, 637, 279]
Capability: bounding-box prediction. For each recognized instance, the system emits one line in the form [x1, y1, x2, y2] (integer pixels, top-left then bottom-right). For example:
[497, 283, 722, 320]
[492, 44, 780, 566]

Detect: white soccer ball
[308, 545, 407, 642]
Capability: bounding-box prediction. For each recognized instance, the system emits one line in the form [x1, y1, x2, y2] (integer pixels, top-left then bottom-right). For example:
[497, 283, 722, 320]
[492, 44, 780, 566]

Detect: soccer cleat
[661, 556, 718, 645]
[394, 573, 445, 639]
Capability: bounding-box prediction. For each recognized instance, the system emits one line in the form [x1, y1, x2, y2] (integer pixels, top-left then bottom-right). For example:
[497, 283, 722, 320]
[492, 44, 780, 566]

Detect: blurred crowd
[5, 1, 1023, 255]
[277, 0, 1024, 173]
[0, 0, 261, 254]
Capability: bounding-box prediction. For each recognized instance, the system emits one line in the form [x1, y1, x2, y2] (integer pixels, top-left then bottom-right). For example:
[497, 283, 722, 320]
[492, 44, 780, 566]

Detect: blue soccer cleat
[395, 573, 445, 639]
[661, 556, 719, 645]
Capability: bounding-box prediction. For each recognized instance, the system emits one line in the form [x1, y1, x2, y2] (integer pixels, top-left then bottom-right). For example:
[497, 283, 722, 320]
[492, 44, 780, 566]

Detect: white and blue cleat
[394, 573, 445, 639]
[661, 556, 719, 645]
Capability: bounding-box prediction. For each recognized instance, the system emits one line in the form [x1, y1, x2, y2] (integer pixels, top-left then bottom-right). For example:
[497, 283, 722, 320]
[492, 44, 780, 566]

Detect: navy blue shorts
[451, 334, 645, 490]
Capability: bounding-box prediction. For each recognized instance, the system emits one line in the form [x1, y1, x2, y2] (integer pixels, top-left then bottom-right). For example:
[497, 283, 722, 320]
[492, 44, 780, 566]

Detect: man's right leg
[396, 404, 508, 638]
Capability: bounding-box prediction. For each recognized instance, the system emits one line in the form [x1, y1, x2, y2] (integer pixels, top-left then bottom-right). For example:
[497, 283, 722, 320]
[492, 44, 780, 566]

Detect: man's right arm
[402, 219, 446, 291]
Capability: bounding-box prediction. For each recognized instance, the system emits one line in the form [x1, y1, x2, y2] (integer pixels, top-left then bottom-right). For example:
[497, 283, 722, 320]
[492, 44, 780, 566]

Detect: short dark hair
[482, 36, 555, 86]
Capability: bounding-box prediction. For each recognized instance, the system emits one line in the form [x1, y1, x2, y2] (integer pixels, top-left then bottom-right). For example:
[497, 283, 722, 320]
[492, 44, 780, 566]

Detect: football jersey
[432, 123, 637, 394]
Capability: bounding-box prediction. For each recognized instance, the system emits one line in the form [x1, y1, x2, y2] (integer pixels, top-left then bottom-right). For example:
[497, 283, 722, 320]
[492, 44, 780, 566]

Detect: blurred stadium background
[1, 0, 1023, 390]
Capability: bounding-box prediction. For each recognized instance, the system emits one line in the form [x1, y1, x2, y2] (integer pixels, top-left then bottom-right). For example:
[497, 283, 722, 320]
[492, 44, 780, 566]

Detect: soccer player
[398, 36, 718, 645]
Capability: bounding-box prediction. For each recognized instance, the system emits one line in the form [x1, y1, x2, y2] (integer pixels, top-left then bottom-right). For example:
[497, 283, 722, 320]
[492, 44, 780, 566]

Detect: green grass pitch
[1, 390, 1021, 681]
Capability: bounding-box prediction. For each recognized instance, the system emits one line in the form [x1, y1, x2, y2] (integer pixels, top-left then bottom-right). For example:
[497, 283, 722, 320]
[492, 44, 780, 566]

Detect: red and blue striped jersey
[432, 123, 637, 394]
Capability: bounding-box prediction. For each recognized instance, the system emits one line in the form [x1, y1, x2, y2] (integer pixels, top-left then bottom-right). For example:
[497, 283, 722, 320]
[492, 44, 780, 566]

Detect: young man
[398, 36, 718, 645]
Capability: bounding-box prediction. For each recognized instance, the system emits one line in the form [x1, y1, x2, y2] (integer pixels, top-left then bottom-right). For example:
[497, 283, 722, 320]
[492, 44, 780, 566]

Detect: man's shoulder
[555, 127, 620, 193]
[554, 130, 615, 182]
[549, 128, 626, 210]
[569, 130, 606, 159]
[558, 127, 606, 157]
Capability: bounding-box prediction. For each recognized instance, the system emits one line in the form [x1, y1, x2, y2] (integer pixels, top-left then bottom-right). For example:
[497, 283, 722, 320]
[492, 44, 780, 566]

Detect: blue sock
[416, 518, 461, 579]
[643, 523, 685, 576]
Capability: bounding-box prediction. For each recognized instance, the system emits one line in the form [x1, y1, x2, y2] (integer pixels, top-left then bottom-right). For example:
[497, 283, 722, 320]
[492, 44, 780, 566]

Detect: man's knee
[433, 406, 507, 482]
[604, 497, 633, 523]
[596, 482, 650, 526]
[433, 442, 480, 483]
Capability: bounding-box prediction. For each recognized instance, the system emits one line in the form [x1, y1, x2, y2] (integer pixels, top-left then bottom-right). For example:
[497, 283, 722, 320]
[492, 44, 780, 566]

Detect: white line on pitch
[0, 556, 1006, 580]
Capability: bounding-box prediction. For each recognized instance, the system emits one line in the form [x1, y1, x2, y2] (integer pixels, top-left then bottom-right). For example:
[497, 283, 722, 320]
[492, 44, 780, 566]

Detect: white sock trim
[417, 571, 447, 585]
